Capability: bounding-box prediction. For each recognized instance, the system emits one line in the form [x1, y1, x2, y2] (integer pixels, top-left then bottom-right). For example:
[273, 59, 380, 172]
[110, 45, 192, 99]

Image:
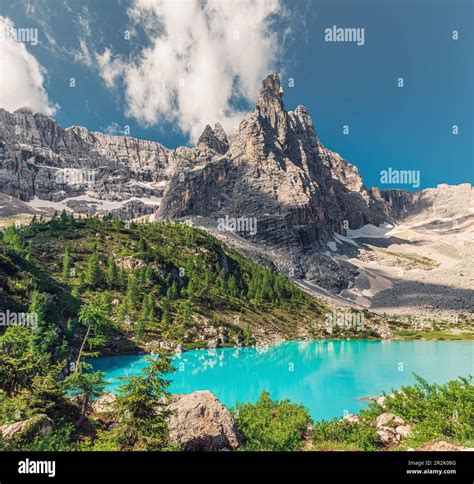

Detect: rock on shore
[90, 390, 240, 451]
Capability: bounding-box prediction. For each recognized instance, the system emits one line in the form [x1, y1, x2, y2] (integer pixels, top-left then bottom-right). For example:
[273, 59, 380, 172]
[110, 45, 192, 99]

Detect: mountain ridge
[0, 74, 472, 315]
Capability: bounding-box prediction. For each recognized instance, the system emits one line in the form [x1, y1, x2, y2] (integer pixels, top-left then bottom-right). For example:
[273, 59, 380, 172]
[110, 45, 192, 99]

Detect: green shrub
[312, 418, 380, 451]
[365, 375, 474, 448]
[233, 391, 312, 451]
[311, 375, 474, 451]
[14, 423, 77, 451]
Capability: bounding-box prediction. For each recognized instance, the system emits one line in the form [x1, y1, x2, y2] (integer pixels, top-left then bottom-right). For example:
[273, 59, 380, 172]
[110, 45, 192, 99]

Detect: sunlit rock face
[159, 73, 399, 250]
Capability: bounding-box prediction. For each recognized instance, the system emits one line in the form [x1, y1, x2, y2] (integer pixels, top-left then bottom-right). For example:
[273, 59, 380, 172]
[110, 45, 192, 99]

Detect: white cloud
[96, 0, 284, 142]
[0, 16, 56, 115]
[102, 121, 123, 135]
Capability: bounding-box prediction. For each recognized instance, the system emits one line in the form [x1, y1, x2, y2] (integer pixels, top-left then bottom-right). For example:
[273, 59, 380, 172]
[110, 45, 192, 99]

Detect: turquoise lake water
[89, 340, 473, 421]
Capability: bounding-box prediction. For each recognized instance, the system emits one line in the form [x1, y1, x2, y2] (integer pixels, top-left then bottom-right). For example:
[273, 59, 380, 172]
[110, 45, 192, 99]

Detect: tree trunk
[75, 324, 91, 371]
[75, 396, 89, 427]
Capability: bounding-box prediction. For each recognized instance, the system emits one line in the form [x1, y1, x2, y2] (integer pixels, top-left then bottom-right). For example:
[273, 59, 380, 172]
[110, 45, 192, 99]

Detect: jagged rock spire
[197, 123, 229, 154]
[255, 73, 289, 147]
[256, 72, 285, 113]
[213, 123, 228, 146]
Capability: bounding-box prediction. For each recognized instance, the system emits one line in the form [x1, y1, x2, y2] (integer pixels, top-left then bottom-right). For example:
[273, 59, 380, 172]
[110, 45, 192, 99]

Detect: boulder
[395, 425, 412, 438]
[92, 392, 117, 414]
[167, 390, 240, 451]
[343, 413, 361, 424]
[374, 413, 405, 428]
[376, 426, 401, 446]
[0, 414, 53, 442]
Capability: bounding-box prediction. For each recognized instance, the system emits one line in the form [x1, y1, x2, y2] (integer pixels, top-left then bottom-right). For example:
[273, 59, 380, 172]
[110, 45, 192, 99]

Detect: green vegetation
[312, 418, 381, 451]
[233, 391, 312, 451]
[379, 248, 439, 270]
[365, 375, 474, 449]
[95, 354, 175, 451]
[389, 314, 474, 341]
[0, 215, 471, 453]
[311, 375, 473, 451]
[395, 330, 474, 341]
[0, 214, 326, 355]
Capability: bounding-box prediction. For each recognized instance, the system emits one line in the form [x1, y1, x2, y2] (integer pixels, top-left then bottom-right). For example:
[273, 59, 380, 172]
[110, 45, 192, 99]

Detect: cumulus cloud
[96, 0, 284, 142]
[0, 16, 56, 115]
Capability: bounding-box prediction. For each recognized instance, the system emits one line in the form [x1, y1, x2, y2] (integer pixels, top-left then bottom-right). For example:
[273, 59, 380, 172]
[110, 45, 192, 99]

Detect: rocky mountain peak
[213, 122, 228, 145]
[14, 107, 34, 115]
[197, 123, 229, 154]
[257, 72, 285, 107]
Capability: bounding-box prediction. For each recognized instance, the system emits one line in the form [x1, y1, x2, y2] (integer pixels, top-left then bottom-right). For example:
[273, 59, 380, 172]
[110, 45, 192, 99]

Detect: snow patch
[346, 223, 393, 239]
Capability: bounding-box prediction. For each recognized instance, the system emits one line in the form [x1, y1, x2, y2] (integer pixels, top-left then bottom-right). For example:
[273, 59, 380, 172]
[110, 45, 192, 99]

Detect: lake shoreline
[90, 340, 474, 422]
[98, 333, 474, 359]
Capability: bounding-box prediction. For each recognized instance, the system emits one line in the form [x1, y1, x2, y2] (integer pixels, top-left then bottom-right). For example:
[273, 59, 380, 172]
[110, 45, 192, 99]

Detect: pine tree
[76, 294, 113, 365]
[78, 270, 85, 289]
[68, 212, 76, 229]
[66, 363, 106, 426]
[117, 297, 130, 323]
[0, 326, 48, 396]
[59, 209, 69, 229]
[29, 291, 56, 357]
[166, 282, 178, 300]
[227, 274, 239, 297]
[117, 267, 127, 290]
[112, 352, 175, 450]
[112, 217, 122, 231]
[138, 237, 147, 258]
[182, 301, 191, 327]
[145, 266, 154, 283]
[243, 322, 254, 346]
[86, 253, 102, 287]
[161, 306, 172, 326]
[62, 243, 72, 281]
[106, 257, 118, 289]
[127, 273, 139, 309]
[3, 225, 26, 251]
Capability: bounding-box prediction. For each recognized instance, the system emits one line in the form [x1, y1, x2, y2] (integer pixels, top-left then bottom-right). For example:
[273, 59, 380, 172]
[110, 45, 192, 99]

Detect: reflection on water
[89, 340, 473, 421]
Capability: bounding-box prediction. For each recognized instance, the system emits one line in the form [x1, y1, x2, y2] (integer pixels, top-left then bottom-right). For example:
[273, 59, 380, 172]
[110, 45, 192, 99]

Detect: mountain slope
[4, 215, 382, 354]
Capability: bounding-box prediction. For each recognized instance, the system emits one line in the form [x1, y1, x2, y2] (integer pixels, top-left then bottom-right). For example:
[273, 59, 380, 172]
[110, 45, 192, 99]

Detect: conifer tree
[106, 257, 118, 289]
[62, 243, 72, 281]
[127, 273, 139, 309]
[117, 297, 130, 323]
[66, 363, 106, 426]
[86, 253, 102, 287]
[112, 352, 175, 450]
[59, 209, 69, 229]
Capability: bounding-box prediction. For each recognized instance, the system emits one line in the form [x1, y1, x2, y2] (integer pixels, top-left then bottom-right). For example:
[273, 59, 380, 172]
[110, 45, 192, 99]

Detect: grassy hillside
[0, 212, 333, 355]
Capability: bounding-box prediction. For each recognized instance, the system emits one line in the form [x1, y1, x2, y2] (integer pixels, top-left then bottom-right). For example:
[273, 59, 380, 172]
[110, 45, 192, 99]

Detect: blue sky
[0, 0, 472, 189]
